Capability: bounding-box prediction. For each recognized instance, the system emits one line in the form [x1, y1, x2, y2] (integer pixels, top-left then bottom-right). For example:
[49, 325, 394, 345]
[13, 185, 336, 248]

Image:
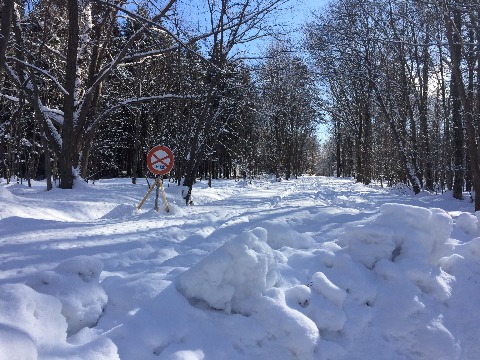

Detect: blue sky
[173, 0, 328, 45]
[286, 0, 328, 27]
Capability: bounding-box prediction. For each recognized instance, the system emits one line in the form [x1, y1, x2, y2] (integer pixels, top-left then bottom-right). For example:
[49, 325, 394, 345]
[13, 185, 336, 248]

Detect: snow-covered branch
[94, 93, 203, 126]
[7, 56, 69, 95]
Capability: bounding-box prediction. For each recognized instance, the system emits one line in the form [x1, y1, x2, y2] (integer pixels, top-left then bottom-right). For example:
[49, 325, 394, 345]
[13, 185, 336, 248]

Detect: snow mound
[0, 280, 118, 360]
[250, 290, 319, 360]
[0, 184, 15, 201]
[326, 203, 461, 359]
[258, 220, 316, 249]
[0, 283, 67, 359]
[310, 271, 346, 307]
[27, 256, 108, 335]
[307, 272, 347, 332]
[101, 204, 137, 219]
[455, 212, 478, 235]
[158, 349, 205, 360]
[176, 227, 279, 315]
[343, 203, 453, 268]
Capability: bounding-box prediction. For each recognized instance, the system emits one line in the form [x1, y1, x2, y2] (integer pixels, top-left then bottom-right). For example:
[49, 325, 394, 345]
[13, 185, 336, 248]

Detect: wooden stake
[137, 177, 170, 212]
[137, 178, 158, 210]
[160, 179, 170, 212]
[155, 178, 160, 212]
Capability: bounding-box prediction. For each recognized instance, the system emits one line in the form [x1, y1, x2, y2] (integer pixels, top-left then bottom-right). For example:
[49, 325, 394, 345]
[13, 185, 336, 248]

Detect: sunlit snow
[0, 176, 479, 359]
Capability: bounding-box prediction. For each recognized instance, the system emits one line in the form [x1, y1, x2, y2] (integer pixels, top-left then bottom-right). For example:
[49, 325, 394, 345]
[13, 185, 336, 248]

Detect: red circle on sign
[146, 145, 174, 175]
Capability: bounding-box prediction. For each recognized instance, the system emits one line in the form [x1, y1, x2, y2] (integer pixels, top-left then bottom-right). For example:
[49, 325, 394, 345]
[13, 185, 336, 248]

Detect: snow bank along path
[0, 176, 479, 359]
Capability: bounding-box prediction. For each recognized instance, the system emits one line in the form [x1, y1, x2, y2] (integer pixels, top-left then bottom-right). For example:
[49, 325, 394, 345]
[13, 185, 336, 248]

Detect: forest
[1, 0, 480, 210]
[310, 0, 480, 211]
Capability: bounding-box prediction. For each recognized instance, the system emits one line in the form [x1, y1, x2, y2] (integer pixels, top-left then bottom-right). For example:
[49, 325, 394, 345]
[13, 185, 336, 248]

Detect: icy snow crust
[0, 176, 479, 359]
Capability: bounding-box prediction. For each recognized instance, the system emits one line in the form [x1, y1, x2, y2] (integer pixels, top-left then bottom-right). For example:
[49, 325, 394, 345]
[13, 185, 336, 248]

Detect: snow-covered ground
[1, 176, 479, 360]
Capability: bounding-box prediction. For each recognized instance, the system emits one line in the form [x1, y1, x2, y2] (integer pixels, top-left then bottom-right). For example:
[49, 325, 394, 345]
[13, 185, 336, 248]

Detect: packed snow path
[0, 176, 479, 359]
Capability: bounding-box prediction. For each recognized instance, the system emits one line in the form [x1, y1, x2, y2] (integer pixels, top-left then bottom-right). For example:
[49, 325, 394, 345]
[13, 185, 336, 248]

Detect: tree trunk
[419, 29, 434, 191]
[444, 8, 480, 210]
[356, 111, 363, 183]
[335, 121, 341, 177]
[79, 130, 95, 180]
[0, 0, 14, 75]
[363, 100, 372, 185]
[59, 0, 80, 189]
[451, 72, 464, 200]
[42, 133, 52, 191]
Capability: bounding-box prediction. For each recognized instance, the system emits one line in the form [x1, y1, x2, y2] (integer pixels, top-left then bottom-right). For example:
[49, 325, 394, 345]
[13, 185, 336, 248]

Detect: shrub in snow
[26, 255, 108, 335]
[176, 227, 278, 315]
[0, 283, 67, 359]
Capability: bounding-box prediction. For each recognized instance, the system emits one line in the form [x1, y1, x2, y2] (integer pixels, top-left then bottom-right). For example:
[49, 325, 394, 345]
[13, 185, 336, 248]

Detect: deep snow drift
[0, 176, 479, 360]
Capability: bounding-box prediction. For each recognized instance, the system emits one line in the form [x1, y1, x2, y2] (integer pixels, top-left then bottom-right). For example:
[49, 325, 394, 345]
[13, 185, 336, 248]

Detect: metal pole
[154, 176, 160, 211]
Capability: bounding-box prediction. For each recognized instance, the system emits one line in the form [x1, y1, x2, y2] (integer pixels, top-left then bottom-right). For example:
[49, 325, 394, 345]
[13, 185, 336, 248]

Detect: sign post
[137, 145, 174, 212]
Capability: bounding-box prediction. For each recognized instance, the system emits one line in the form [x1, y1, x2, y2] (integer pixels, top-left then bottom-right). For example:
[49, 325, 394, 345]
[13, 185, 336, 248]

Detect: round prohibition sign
[146, 145, 174, 175]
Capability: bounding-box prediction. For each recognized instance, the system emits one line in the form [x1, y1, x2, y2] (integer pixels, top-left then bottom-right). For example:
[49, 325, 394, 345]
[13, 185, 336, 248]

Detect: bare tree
[257, 40, 319, 180]
[306, 0, 468, 196]
[441, 0, 480, 210]
[180, 0, 287, 204]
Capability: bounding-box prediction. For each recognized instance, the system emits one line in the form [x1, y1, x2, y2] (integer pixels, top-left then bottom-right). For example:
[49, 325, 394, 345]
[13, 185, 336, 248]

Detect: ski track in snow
[0, 176, 479, 360]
